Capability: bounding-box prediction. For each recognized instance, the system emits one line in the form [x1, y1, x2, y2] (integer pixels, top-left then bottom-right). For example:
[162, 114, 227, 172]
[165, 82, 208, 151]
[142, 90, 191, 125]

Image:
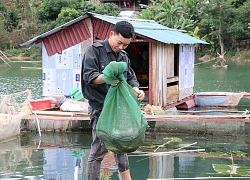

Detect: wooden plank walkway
[22, 110, 250, 123]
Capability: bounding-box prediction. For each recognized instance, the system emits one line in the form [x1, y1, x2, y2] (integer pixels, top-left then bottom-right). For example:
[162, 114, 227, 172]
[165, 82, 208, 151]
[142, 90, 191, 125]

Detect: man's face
[108, 31, 132, 54]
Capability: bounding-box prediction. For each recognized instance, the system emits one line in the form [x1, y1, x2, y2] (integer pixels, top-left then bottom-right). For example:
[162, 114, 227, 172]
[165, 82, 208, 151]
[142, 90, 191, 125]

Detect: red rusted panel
[43, 38, 49, 54]
[100, 21, 110, 40]
[96, 20, 106, 39]
[64, 28, 74, 47]
[69, 27, 78, 45]
[93, 19, 114, 41]
[80, 21, 91, 39]
[61, 32, 68, 51]
[78, 22, 88, 41]
[55, 32, 62, 51]
[93, 18, 98, 39]
[54, 34, 63, 53]
[43, 21, 91, 56]
[93, 19, 101, 39]
[104, 23, 114, 39]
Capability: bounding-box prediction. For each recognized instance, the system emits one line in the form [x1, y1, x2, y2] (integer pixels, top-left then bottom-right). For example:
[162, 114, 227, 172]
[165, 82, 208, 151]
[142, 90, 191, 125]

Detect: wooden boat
[194, 92, 250, 107]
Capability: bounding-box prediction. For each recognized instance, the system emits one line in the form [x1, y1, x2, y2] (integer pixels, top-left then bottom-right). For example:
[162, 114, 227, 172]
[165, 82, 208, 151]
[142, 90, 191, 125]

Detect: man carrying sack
[81, 21, 146, 180]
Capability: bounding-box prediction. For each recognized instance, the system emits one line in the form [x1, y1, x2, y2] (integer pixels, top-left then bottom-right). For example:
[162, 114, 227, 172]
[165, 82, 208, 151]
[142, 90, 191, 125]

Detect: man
[81, 21, 145, 180]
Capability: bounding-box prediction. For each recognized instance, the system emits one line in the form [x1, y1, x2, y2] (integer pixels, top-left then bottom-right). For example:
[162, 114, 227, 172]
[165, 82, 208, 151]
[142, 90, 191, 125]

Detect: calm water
[0, 61, 42, 99]
[1, 60, 250, 179]
[1, 131, 250, 179]
[194, 60, 250, 93]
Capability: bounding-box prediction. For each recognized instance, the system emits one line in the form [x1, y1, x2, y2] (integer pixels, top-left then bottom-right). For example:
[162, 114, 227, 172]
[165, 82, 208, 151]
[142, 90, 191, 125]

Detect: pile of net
[0, 89, 32, 141]
[96, 61, 149, 153]
[0, 89, 32, 115]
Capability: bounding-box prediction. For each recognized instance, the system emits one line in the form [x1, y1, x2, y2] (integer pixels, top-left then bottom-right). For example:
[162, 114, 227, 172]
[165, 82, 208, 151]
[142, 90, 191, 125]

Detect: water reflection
[43, 148, 84, 179]
[0, 132, 250, 179]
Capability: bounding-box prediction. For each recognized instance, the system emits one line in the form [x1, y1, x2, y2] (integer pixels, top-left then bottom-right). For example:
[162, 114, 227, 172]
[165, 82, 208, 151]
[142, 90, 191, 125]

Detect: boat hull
[194, 92, 244, 107]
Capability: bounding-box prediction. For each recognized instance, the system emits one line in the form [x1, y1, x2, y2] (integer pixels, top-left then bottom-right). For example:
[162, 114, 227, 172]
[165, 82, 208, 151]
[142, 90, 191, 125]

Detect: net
[0, 89, 32, 115]
[0, 89, 32, 141]
[96, 61, 149, 153]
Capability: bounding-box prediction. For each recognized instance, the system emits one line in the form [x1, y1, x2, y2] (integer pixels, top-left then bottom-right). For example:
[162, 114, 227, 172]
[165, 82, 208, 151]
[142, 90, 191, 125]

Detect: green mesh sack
[96, 61, 149, 153]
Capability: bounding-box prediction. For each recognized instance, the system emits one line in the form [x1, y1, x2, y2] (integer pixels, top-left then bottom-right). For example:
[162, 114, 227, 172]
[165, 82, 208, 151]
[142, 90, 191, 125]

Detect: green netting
[96, 61, 149, 153]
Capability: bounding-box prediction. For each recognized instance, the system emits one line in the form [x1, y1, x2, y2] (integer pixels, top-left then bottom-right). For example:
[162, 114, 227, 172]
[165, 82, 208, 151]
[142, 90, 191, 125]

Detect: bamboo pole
[175, 142, 197, 151]
[12, 60, 42, 63]
[0, 55, 11, 67]
[178, 110, 248, 114]
[130, 149, 205, 156]
[0, 50, 11, 62]
[20, 66, 42, 70]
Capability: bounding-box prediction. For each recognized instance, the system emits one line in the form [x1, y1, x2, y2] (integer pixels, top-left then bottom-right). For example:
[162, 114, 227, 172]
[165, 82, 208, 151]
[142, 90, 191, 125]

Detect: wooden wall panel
[151, 42, 158, 105]
[166, 85, 179, 104]
[165, 44, 174, 78]
[179, 87, 194, 100]
[81, 18, 93, 59]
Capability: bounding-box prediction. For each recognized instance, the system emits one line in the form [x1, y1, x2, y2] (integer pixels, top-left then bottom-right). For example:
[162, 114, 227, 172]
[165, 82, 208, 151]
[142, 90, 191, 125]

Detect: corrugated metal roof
[19, 14, 90, 47]
[20, 12, 208, 48]
[92, 13, 208, 44]
[41, 20, 91, 56]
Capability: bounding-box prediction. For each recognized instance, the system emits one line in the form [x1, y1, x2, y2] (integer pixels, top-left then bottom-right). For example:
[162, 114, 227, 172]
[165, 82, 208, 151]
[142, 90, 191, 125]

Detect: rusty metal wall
[42, 21, 91, 56]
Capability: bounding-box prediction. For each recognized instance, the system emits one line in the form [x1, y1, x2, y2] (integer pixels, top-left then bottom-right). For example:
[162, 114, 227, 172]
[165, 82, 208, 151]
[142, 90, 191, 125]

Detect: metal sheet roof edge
[20, 13, 91, 46]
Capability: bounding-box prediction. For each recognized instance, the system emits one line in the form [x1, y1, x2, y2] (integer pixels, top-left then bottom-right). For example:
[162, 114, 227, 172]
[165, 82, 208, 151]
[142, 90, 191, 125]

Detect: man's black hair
[113, 21, 135, 38]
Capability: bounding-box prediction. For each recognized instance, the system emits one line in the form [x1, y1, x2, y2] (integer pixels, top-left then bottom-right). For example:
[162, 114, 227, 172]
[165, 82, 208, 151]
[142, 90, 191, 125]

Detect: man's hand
[133, 87, 145, 101]
[111, 81, 120, 86]
[137, 90, 145, 101]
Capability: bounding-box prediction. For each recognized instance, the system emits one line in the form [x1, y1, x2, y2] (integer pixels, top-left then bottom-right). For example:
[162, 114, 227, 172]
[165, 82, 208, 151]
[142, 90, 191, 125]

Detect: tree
[94, 3, 121, 16]
[197, 0, 249, 55]
[137, 0, 196, 31]
[37, 0, 70, 22]
[36, 0, 120, 34]
[56, 7, 80, 26]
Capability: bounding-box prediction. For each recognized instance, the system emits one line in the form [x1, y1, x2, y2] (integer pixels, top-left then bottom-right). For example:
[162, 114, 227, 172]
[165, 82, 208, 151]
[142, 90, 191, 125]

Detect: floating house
[20, 12, 208, 109]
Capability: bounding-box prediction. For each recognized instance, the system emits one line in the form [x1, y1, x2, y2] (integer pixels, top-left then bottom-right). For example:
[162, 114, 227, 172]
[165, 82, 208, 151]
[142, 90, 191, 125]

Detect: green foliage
[137, 0, 196, 31]
[74, 0, 96, 13]
[241, 49, 250, 59]
[22, 47, 41, 58]
[35, 0, 120, 34]
[37, 21, 57, 35]
[0, 22, 10, 49]
[56, 7, 80, 26]
[4, 48, 26, 56]
[37, 0, 70, 22]
[137, 8, 155, 20]
[0, 0, 249, 56]
[197, 0, 250, 54]
[95, 3, 121, 16]
[3, 10, 20, 32]
[4, 47, 41, 60]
